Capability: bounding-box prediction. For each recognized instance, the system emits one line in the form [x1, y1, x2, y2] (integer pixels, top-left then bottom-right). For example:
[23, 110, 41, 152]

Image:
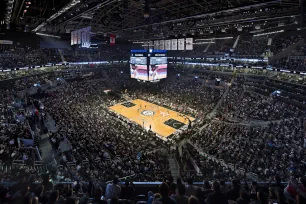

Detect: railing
[184, 150, 200, 174]
[0, 181, 290, 188]
[34, 161, 46, 173]
[67, 161, 76, 167]
[25, 120, 35, 140]
[36, 146, 42, 161]
[190, 142, 248, 178]
[12, 160, 24, 168]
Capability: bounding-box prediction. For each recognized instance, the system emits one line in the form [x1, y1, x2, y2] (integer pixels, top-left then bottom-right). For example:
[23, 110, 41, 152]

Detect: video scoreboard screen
[130, 51, 148, 81]
[149, 52, 167, 81]
[130, 50, 167, 82]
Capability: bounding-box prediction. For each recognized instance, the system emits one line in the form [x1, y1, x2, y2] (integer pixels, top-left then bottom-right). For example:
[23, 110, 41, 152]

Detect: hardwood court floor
[109, 99, 195, 138]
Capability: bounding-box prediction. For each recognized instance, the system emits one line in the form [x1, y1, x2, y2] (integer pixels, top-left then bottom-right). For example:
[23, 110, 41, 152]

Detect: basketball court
[109, 99, 195, 138]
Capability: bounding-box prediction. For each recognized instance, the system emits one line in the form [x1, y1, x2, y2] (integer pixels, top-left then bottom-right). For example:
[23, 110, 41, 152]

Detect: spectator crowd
[0, 32, 306, 204]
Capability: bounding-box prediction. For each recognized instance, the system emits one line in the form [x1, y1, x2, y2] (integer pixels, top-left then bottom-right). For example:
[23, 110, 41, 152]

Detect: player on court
[166, 110, 169, 117]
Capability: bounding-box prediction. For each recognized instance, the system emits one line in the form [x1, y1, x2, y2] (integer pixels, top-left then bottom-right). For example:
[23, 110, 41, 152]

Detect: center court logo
[141, 110, 155, 116]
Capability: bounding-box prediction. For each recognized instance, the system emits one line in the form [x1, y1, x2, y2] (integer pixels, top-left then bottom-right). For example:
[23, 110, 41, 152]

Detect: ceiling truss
[4, 0, 302, 40]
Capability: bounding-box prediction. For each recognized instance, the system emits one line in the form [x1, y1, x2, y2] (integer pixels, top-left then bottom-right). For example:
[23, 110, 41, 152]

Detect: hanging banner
[87, 27, 91, 47]
[71, 31, 74, 45]
[76, 30, 79, 45]
[165, 40, 171, 50]
[149, 41, 154, 49]
[81, 31, 86, 47]
[154, 41, 159, 49]
[77, 30, 82, 45]
[171, 39, 177, 50]
[185, 38, 193, 50]
[75, 31, 78, 45]
[71, 31, 75, 45]
[82, 26, 91, 48]
[110, 34, 116, 45]
[143, 41, 149, 49]
[159, 40, 165, 50]
[73, 31, 77, 45]
[178, 38, 185, 50]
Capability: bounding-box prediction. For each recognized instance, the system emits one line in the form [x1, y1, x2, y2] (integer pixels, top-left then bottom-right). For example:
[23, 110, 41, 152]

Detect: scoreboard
[149, 51, 167, 81]
[130, 50, 167, 82]
[130, 51, 148, 81]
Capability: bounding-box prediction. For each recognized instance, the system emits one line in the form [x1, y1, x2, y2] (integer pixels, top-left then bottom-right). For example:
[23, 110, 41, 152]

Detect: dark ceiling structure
[1, 0, 305, 40]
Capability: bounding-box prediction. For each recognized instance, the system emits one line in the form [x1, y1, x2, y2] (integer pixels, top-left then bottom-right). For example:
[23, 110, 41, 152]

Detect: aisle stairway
[233, 35, 240, 49]
[206, 75, 236, 119]
[167, 154, 180, 181]
[87, 52, 92, 62]
[58, 49, 66, 63]
[39, 133, 55, 166]
[33, 133, 40, 148]
[39, 113, 57, 166]
[44, 114, 57, 133]
[269, 38, 305, 63]
[204, 42, 212, 52]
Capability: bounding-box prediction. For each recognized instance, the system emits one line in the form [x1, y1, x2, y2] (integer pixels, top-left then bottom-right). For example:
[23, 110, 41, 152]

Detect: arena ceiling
[1, 0, 303, 40]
